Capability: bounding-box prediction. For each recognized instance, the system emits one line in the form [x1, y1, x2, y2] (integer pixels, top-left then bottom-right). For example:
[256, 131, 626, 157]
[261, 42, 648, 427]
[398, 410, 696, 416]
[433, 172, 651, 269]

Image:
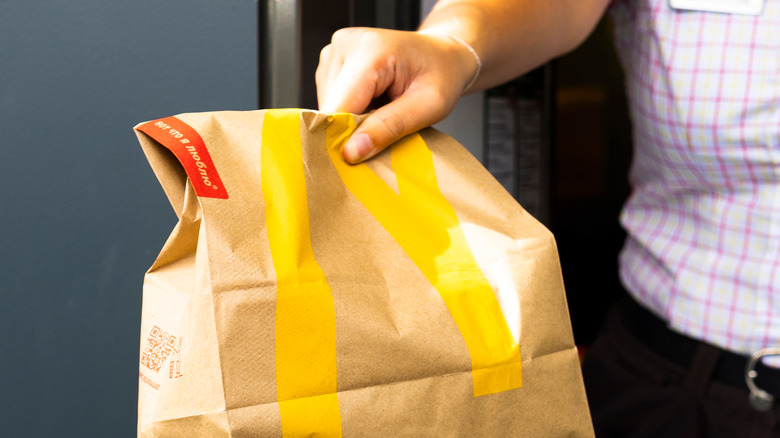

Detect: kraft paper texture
[133, 109, 593, 437]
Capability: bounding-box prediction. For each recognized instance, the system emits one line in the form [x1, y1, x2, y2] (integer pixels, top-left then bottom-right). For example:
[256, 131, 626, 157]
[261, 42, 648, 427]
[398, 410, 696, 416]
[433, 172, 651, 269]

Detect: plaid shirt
[610, 0, 780, 362]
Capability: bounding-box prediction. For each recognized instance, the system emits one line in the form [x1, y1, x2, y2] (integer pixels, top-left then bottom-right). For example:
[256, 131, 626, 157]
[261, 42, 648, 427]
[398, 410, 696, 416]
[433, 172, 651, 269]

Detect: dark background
[0, 1, 256, 436]
[553, 18, 632, 346]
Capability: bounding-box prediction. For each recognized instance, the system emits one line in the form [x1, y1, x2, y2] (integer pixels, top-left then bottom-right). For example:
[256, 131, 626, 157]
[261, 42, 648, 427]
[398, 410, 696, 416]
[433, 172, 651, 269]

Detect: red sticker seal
[138, 116, 229, 199]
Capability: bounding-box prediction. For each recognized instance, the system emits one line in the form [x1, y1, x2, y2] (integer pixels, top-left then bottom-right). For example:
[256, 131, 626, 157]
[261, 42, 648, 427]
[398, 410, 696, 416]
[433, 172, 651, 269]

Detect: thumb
[343, 90, 446, 163]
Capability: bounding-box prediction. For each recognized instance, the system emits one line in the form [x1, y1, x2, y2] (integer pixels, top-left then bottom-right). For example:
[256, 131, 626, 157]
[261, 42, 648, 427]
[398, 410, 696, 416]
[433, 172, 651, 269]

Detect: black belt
[619, 295, 780, 402]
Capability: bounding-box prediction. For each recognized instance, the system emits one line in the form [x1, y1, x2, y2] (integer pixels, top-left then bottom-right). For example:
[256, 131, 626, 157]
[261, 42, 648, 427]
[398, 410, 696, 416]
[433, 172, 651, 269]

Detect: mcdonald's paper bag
[133, 109, 593, 437]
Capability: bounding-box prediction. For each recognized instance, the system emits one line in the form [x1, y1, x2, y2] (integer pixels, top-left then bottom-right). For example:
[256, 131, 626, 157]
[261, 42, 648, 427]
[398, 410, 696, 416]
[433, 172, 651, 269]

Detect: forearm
[420, 0, 612, 91]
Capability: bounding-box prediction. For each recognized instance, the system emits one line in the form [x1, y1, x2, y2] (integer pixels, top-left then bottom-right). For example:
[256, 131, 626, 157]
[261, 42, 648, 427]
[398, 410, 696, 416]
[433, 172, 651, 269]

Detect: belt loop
[682, 343, 720, 396]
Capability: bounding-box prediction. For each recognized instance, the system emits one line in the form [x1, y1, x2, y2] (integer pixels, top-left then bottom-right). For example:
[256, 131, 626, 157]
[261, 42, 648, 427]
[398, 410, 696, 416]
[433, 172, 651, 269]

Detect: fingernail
[344, 133, 373, 163]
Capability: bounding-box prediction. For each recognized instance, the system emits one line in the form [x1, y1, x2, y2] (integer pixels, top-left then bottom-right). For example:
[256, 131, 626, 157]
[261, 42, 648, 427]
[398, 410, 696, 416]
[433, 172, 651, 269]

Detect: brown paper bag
[133, 109, 593, 437]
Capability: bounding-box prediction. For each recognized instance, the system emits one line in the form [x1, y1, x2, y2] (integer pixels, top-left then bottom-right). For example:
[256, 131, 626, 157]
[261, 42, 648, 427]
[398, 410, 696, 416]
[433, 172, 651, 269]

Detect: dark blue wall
[0, 1, 256, 436]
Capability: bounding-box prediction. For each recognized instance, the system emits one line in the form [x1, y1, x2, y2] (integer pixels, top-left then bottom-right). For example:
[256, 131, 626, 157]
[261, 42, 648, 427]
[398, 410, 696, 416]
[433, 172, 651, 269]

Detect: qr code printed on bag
[141, 326, 178, 373]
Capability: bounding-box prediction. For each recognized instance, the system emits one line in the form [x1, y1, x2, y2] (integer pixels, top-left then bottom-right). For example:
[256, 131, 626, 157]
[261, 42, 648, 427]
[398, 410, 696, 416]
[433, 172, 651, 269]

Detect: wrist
[417, 29, 482, 92]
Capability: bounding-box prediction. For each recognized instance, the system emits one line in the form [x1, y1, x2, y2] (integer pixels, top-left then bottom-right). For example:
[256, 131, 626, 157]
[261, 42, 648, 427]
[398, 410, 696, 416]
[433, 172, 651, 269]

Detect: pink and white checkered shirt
[610, 0, 780, 363]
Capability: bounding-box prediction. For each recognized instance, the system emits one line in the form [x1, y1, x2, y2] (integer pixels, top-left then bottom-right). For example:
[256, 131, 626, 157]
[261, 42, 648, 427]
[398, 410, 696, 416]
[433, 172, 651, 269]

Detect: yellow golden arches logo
[261, 110, 522, 437]
[262, 110, 343, 436]
[325, 113, 521, 398]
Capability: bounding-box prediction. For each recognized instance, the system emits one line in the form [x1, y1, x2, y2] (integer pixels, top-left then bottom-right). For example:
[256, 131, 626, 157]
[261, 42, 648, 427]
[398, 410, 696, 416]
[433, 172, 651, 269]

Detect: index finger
[319, 52, 391, 115]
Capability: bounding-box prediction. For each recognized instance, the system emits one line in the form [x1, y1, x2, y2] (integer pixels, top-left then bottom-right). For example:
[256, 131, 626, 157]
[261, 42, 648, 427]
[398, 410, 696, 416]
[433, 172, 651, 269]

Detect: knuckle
[318, 44, 332, 64]
[315, 47, 332, 83]
[375, 112, 406, 141]
[357, 29, 388, 51]
[331, 27, 356, 44]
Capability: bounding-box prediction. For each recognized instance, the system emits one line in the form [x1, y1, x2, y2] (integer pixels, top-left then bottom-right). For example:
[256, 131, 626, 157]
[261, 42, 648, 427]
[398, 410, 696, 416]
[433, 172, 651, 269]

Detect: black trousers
[582, 297, 780, 438]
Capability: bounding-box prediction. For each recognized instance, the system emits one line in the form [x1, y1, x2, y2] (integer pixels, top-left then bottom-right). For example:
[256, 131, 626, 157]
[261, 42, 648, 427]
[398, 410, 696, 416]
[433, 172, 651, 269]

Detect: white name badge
[670, 0, 764, 15]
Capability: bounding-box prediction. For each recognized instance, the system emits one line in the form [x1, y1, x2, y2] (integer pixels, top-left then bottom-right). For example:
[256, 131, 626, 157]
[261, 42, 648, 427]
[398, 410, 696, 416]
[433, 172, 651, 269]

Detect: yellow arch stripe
[325, 114, 521, 397]
[261, 110, 342, 436]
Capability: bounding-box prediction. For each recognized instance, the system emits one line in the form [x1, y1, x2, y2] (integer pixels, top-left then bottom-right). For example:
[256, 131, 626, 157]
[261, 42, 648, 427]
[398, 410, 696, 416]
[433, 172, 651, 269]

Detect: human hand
[316, 27, 479, 163]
